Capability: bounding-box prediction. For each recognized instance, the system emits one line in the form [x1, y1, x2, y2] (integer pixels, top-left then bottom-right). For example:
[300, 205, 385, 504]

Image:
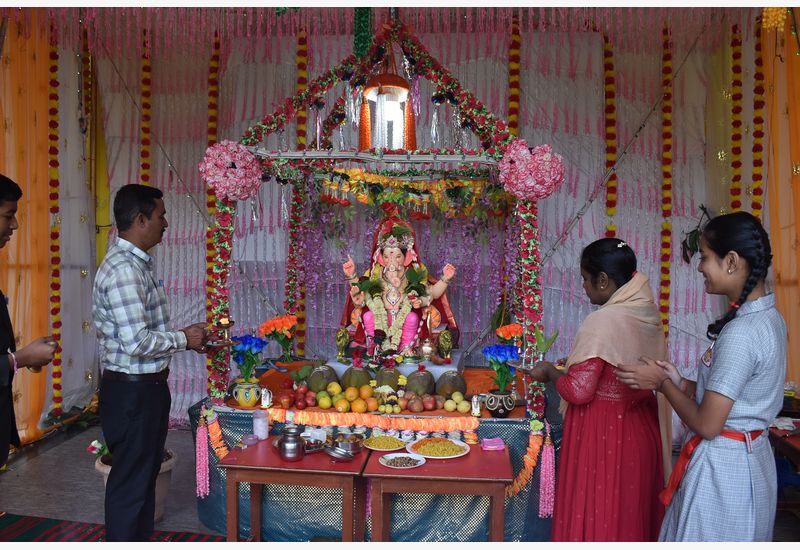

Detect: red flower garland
[750, 21, 765, 219]
[48, 34, 63, 416]
[729, 25, 743, 212]
[139, 35, 152, 185]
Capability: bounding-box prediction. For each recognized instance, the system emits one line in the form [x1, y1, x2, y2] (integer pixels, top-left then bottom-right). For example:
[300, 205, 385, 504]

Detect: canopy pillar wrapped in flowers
[198, 18, 565, 412]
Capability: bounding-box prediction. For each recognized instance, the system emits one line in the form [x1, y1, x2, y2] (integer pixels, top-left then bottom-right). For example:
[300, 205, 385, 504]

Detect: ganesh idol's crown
[377, 225, 415, 250]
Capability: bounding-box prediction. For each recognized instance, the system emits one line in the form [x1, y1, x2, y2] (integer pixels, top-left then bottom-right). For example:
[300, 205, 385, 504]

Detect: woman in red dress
[530, 238, 670, 541]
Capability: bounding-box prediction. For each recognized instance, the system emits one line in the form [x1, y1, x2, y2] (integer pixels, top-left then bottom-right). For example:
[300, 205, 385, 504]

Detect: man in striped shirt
[93, 184, 206, 541]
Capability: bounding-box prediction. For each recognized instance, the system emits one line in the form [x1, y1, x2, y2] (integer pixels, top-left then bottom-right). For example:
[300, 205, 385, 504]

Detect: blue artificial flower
[481, 344, 520, 364]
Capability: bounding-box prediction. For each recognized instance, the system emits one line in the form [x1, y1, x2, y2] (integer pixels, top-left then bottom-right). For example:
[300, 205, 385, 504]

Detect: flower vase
[232, 381, 261, 407]
[94, 449, 176, 523]
[485, 389, 515, 418]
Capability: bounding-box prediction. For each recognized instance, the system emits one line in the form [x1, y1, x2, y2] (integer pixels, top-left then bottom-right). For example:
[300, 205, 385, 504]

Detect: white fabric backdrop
[69, 29, 763, 426]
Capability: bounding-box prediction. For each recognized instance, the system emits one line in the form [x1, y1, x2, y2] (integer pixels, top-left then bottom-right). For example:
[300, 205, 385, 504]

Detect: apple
[422, 394, 436, 411]
[434, 395, 446, 409]
[296, 384, 309, 395]
[294, 398, 307, 410]
[306, 390, 316, 399]
[398, 397, 409, 410]
[304, 394, 317, 407]
[279, 395, 292, 409]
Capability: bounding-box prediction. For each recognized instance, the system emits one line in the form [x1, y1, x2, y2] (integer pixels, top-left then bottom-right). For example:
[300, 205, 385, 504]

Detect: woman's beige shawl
[563, 272, 673, 480]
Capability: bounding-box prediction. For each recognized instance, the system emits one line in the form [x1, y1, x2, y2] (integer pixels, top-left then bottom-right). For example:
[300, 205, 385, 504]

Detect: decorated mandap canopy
[0, 6, 798, 435]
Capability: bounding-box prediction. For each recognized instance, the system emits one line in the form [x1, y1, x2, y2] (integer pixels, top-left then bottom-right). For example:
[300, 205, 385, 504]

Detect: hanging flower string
[139, 34, 152, 185]
[602, 33, 618, 237]
[48, 32, 63, 417]
[207, 200, 235, 402]
[729, 24, 743, 212]
[507, 14, 521, 137]
[205, 34, 222, 390]
[659, 27, 674, 336]
[506, 432, 544, 497]
[288, 30, 309, 357]
[80, 29, 92, 123]
[750, 21, 765, 219]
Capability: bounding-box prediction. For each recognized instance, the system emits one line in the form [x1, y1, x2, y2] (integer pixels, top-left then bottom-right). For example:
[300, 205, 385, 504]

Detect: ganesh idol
[340, 208, 459, 357]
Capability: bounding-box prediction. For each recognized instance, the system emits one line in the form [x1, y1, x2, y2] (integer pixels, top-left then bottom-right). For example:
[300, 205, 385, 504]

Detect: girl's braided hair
[703, 211, 772, 339]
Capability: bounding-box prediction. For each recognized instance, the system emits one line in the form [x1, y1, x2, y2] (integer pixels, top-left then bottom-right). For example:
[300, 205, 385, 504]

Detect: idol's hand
[342, 255, 356, 279]
[442, 263, 456, 282]
[615, 356, 668, 391]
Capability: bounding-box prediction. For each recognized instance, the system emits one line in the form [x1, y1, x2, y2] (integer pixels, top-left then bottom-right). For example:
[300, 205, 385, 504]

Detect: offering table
[218, 436, 368, 541]
[364, 445, 513, 541]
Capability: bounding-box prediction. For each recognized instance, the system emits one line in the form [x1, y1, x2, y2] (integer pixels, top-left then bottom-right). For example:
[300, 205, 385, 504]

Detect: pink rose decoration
[198, 140, 263, 201]
[499, 139, 565, 201]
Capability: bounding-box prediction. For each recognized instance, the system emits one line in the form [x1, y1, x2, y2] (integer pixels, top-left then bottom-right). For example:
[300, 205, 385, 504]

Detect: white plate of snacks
[378, 452, 426, 469]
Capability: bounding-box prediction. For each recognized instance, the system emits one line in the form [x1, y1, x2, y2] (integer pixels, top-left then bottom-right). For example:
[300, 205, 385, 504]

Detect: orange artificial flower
[496, 323, 523, 343]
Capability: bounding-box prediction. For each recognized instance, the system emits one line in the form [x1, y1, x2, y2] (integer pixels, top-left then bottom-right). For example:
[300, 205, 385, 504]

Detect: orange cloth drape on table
[0, 10, 52, 443]
[763, 19, 800, 384]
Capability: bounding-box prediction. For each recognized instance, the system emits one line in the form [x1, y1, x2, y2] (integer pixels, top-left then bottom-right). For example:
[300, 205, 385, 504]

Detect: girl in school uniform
[616, 211, 787, 541]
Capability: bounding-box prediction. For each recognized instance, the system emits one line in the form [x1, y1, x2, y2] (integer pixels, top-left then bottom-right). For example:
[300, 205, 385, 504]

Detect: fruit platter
[379, 453, 427, 469]
[363, 435, 406, 451]
[406, 437, 470, 459]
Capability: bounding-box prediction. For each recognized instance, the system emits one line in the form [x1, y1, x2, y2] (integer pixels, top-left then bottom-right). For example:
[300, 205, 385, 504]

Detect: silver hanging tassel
[353, 88, 362, 129]
[250, 197, 258, 222]
[338, 125, 345, 150]
[280, 185, 290, 226]
[451, 107, 464, 149]
[315, 109, 322, 149]
[345, 82, 355, 124]
[431, 105, 439, 146]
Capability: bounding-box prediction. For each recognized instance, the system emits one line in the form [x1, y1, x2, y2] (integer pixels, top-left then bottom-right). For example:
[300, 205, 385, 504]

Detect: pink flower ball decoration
[198, 140, 263, 201]
[499, 139, 565, 201]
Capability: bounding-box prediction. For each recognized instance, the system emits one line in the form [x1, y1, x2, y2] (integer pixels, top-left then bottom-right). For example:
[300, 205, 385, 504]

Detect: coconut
[341, 366, 373, 389]
[375, 367, 401, 390]
[405, 368, 435, 396]
[435, 370, 467, 397]
[307, 365, 339, 393]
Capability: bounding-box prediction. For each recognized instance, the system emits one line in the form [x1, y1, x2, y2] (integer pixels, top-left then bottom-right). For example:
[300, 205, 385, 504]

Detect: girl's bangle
[9, 351, 18, 373]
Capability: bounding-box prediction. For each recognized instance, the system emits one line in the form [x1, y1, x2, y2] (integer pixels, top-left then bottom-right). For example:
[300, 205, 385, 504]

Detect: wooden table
[363, 444, 513, 541]
[218, 438, 369, 542]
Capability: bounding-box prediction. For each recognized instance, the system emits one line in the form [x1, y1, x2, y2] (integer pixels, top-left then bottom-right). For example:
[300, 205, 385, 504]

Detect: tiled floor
[1, 423, 799, 541]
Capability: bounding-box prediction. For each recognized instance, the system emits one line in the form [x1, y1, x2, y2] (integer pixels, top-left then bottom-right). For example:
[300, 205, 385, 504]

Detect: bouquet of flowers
[231, 335, 268, 382]
[258, 314, 299, 362]
[482, 344, 521, 393]
[495, 323, 523, 346]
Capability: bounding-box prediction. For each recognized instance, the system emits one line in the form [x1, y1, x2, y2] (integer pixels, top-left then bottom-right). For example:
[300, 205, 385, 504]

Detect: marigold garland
[507, 15, 521, 138]
[286, 31, 309, 357]
[205, 34, 226, 396]
[750, 21, 765, 219]
[48, 35, 63, 417]
[602, 33, 618, 238]
[659, 27, 674, 337]
[729, 25, 744, 212]
[139, 36, 152, 185]
[506, 433, 544, 497]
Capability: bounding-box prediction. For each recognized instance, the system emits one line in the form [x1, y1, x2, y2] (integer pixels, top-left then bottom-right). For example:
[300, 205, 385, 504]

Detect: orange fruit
[366, 397, 379, 412]
[359, 384, 373, 400]
[351, 398, 368, 413]
[335, 399, 351, 413]
[344, 386, 360, 402]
